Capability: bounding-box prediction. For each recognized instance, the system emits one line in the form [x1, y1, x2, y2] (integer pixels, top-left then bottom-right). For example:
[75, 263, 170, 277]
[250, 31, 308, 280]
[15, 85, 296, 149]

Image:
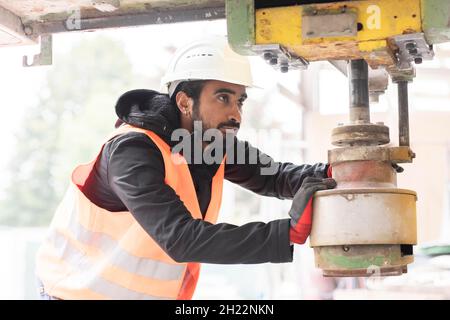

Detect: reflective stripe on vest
[36, 125, 225, 300]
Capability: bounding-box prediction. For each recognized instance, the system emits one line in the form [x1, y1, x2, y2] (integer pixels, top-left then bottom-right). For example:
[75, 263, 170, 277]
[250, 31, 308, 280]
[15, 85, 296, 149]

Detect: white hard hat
[160, 36, 255, 97]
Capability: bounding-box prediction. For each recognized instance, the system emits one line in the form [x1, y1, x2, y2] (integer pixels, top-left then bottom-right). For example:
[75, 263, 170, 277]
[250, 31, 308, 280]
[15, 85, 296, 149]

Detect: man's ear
[175, 91, 192, 116]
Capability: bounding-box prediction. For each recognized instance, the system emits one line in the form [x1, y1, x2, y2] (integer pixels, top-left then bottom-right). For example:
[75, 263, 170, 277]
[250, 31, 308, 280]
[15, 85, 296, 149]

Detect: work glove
[289, 177, 337, 244]
[326, 164, 333, 178]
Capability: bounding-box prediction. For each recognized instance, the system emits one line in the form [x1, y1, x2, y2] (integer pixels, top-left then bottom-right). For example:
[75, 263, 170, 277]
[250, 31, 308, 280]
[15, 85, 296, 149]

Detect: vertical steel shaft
[398, 81, 410, 147]
[348, 59, 370, 123]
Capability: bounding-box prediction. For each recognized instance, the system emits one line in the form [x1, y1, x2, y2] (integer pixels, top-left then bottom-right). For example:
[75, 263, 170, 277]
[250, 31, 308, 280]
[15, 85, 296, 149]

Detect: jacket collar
[115, 89, 180, 146]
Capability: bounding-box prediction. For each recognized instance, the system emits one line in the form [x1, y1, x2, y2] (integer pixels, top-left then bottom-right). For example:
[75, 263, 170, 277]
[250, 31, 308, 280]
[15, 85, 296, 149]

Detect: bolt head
[280, 65, 289, 73]
[269, 58, 278, 65]
[263, 52, 272, 60]
[414, 57, 423, 64]
[405, 42, 416, 50]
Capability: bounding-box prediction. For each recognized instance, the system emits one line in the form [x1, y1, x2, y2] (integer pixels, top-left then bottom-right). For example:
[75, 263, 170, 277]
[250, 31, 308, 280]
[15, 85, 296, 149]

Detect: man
[35, 36, 335, 300]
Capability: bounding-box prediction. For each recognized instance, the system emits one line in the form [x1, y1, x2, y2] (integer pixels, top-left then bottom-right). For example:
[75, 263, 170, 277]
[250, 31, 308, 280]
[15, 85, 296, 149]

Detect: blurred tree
[0, 36, 153, 226]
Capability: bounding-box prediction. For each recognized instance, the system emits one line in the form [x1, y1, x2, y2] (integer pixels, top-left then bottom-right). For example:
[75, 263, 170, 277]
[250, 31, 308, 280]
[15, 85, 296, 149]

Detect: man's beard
[191, 108, 240, 138]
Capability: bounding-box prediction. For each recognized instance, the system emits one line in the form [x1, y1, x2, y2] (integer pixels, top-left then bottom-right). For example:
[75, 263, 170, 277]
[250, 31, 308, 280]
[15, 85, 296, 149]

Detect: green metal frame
[226, 0, 256, 55]
[422, 0, 450, 44]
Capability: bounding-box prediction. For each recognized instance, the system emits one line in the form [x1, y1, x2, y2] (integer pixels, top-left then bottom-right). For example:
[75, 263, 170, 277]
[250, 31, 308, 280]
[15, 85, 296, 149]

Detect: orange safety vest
[35, 125, 225, 300]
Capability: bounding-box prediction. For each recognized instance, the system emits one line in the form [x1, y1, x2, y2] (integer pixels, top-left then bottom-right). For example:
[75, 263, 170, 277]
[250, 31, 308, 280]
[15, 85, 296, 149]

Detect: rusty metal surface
[331, 123, 390, 147]
[328, 145, 416, 164]
[310, 188, 417, 246]
[331, 161, 397, 189]
[314, 245, 413, 277]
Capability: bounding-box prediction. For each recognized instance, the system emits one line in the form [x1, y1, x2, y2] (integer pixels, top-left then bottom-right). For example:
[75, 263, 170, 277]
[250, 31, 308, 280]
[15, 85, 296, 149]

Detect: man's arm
[106, 133, 293, 264]
[225, 138, 329, 199]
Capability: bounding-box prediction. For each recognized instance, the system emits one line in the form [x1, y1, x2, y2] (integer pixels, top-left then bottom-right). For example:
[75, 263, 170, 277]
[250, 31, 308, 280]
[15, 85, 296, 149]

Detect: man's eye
[218, 95, 229, 103]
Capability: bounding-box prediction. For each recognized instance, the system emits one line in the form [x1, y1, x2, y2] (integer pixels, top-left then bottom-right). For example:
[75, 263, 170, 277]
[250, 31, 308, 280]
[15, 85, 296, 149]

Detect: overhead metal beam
[24, 5, 225, 37]
[23, 35, 53, 67]
[0, 5, 36, 46]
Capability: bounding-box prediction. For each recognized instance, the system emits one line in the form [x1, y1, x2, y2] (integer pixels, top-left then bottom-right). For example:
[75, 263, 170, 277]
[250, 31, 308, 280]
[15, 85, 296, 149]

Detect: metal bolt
[414, 57, 423, 64]
[263, 51, 273, 60]
[280, 64, 289, 73]
[343, 246, 350, 252]
[392, 163, 404, 173]
[405, 42, 416, 50]
[24, 26, 33, 36]
[269, 58, 278, 65]
[313, 10, 318, 15]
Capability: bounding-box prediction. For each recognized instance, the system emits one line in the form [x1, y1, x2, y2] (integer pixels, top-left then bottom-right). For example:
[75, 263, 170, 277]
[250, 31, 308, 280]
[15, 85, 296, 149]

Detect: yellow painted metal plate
[255, 0, 422, 67]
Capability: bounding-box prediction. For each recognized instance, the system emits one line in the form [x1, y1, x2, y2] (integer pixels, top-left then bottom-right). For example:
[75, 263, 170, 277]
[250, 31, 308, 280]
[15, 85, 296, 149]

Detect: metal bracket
[392, 32, 434, 70]
[23, 34, 53, 67]
[387, 64, 416, 83]
[251, 44, 309, 73]
[368, 68, 389, 103]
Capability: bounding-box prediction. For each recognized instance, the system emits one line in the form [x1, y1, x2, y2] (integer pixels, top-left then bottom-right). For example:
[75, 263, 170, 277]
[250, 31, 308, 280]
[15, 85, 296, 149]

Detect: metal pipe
[398, 81, 410, 147]
[348, 59, 370, 123]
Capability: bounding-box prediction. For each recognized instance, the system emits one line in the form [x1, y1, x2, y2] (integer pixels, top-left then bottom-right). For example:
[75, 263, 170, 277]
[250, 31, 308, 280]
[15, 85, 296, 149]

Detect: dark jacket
[82, 89, 328, 264]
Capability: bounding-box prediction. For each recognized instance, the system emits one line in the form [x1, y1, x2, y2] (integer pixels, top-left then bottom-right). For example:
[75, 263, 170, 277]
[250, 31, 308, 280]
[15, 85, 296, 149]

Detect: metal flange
[328, 145, 416, 164]
[331, 123, 390, 147]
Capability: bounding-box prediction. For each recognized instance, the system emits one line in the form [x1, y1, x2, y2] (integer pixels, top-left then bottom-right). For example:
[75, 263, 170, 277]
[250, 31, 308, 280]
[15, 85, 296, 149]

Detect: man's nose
[228, 103, 242, 124]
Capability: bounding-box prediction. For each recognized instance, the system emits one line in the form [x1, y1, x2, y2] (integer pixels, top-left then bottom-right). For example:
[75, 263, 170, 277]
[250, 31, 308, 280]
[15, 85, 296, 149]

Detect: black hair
[170, 80, 207, 112]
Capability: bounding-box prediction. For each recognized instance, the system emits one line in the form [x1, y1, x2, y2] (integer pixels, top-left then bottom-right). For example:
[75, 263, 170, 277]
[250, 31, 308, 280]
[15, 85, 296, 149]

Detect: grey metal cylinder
[310, 188, 417, 247]
[348, 59, 370, 123]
